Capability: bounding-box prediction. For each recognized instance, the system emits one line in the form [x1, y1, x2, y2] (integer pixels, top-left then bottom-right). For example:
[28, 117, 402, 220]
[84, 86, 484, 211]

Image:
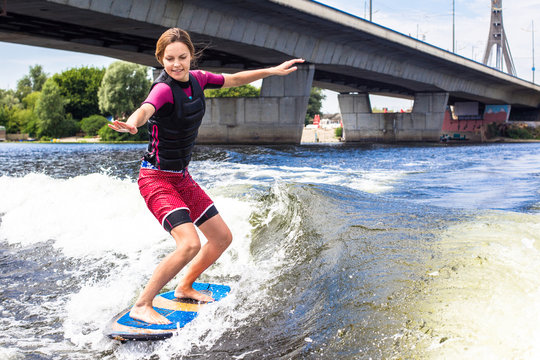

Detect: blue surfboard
[104, 282, 230, 341]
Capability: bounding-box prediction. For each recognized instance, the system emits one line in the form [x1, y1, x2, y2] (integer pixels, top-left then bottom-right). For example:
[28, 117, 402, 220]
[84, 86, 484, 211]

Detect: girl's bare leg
[129, 222, 201, 324]
[175, 214, 232, 302]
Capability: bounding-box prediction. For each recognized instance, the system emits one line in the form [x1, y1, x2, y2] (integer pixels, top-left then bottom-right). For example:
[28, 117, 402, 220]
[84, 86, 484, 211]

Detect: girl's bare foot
[129, 304, 171, 325]
[174, 286, 214, 303]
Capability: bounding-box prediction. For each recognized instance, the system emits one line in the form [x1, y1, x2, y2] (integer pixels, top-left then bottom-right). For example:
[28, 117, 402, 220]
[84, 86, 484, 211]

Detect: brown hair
[155, 28, 200, 66]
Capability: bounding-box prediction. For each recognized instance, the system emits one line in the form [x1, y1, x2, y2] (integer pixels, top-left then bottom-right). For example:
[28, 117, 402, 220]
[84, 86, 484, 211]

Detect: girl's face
[162, 41, 192, 82]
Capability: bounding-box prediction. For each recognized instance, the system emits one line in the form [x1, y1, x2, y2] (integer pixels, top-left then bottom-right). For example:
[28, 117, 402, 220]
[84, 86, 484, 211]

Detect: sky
[0, 0, 538, 113]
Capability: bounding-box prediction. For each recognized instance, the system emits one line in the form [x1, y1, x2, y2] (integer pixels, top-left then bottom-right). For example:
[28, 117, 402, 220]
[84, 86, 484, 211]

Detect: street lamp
[523, 20, 536, 83]
[452, 0, 455, 52]
[532, 20, 536, 83]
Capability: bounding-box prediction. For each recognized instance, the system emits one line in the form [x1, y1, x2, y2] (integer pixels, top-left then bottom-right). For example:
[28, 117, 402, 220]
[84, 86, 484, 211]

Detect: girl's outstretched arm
[222, 58, 305, 88]
[108, 103, 155, 134]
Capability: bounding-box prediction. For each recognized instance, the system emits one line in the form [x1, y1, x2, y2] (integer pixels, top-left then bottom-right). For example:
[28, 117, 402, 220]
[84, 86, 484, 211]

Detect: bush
[98, 124, 148, 142]
[485, 122, 501, 139]
[335, 127, 343, 138]
[80, 115, 108, 136]
[507, 125, 534, 139]
[204, 84, 260, 98]
[60, 117, 80, 138]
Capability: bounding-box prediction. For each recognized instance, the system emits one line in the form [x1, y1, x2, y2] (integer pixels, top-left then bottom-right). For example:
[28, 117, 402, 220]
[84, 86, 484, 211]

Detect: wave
[2, 168, 540, 359]
[394, 211, 540, 359]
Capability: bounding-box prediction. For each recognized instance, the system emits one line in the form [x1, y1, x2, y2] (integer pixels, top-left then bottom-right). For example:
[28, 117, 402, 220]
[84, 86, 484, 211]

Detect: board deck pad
[104, 282, 230, 341]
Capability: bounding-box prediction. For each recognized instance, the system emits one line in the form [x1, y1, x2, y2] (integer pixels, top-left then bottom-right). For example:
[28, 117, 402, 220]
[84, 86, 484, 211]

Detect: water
[1, 142, 539, 359]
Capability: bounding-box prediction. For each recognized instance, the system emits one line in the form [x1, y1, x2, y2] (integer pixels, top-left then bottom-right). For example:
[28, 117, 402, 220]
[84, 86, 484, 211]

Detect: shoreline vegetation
[2, 129, 539, 145]
[1, 63, 328, 144]
[3, 64, 538, 145]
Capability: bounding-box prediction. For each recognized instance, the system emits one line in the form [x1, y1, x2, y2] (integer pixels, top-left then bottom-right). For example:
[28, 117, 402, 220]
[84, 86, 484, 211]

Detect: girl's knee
[212, 229, 232, 252]
[182, 239, 201, 257]
[222, 230, 233, 249]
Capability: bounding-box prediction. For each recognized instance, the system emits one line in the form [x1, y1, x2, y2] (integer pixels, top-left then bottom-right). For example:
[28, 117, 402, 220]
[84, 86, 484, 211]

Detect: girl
[109, 27, 304, 324]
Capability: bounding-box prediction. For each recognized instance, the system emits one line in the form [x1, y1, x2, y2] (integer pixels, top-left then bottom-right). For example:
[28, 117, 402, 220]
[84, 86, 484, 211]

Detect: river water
[0, 142, 539, 359]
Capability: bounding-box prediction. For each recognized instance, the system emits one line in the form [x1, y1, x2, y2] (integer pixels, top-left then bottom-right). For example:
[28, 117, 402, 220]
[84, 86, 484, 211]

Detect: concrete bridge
[2, 0, 540, 143]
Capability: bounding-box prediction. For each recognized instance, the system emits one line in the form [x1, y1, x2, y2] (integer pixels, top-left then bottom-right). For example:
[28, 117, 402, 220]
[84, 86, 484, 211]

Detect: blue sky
[0, 0, 538, 112]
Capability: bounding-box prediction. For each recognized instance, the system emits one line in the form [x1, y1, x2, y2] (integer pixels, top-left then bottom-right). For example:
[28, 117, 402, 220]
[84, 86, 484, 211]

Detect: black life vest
[143, 70, 205, 171]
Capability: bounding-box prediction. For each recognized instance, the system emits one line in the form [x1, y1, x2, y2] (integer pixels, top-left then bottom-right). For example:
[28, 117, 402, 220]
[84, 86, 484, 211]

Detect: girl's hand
[272, 58, 305, 76]
[108, 120, 138, 134]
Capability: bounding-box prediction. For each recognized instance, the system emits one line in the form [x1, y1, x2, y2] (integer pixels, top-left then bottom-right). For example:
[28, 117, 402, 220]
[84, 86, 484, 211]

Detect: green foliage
[486, 122, 540, 140]
[204, 84, 260, 98]
[305, 87, 326, 125]
[507, 126, 534, 139]
[80, 114, 109, 136]
[62, 117, 81, 137]
[35, 78, 68, 138]
[0, 91, 41, 135]
[98, 124, 148, 142]
[98, 61, 151, 118]
[22, 92, 41, 111]
[0, 106, 18, 133]
[52, 66, 105, 120]
[0, 89, 25, 133]
[11, 108, 39, 137]
[335, 127, 343, 138]
[485, 122, 501, 139]
[0, 106, 8, 129]
[0, 89, 21, 108]
[16, 65, 48, 100]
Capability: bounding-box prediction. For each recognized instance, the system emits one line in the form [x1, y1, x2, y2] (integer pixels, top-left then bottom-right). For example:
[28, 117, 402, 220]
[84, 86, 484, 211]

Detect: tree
[16, 65, 48, 100]
[51, 66, 105, 120]
[35, 78, 68, 138]
[22, 92, 41, 111]
[0, 106, 17, 133]
[0, 89, 21, 108]
[98, 61, 151, 118]
[0, 89, 22, 133]
[11, 108, 39, 137]
[305, 87, 326, 125]
[204, 84, 260, 98]
[80, 114, 108, 136]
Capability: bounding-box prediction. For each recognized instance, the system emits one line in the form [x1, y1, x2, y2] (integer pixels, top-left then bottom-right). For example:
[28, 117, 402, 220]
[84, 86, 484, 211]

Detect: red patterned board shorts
[138, 168, 218, 232]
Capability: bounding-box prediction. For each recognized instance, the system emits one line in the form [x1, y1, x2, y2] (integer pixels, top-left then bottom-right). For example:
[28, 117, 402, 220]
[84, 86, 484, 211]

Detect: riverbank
[300, 128, 340, 143]
[2, 131, 538, 145]
[54, 136, 100, 143]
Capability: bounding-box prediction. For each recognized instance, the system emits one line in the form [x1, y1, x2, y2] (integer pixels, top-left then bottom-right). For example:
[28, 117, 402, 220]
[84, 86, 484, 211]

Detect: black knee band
[194, 205, 219, 227]
[163, 208, 192, 233]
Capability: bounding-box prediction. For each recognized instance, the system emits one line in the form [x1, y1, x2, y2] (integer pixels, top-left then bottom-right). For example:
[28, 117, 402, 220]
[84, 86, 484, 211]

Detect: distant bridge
[2, 0, 540, 142]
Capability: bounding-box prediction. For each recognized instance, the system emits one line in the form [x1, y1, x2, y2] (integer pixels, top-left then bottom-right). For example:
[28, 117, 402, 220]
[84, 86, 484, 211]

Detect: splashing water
[0, 142, 539, 359]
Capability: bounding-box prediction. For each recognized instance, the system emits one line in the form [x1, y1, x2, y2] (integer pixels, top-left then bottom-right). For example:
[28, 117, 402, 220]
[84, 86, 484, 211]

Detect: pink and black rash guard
[143, 70, 224, 111]
[141, 70, 224, 171]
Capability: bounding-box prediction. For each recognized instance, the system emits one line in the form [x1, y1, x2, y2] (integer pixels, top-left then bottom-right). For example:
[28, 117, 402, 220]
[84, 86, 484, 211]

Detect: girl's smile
[162, 41, 192, 82]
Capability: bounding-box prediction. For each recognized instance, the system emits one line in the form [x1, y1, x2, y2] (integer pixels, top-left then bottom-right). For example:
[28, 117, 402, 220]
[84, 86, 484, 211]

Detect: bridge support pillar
[338, 93, 380, 142]
[198, 64, 314, 144]
[407, 92, 449, 141]
[338, 92, 448, 142]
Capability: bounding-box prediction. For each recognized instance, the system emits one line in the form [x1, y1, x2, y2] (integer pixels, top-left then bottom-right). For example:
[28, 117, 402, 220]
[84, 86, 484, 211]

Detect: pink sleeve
[142, 83, 173, 110]
[191, 70, 225, 90]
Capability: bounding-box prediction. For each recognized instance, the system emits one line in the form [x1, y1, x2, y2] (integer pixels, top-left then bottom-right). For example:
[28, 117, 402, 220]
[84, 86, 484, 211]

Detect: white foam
[0, 347, 24, 360]
[0, 173, 163, 258]
[403, 211, 540, 359]
[191, 160, 404, 194]
[20, 172, 279, 357]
